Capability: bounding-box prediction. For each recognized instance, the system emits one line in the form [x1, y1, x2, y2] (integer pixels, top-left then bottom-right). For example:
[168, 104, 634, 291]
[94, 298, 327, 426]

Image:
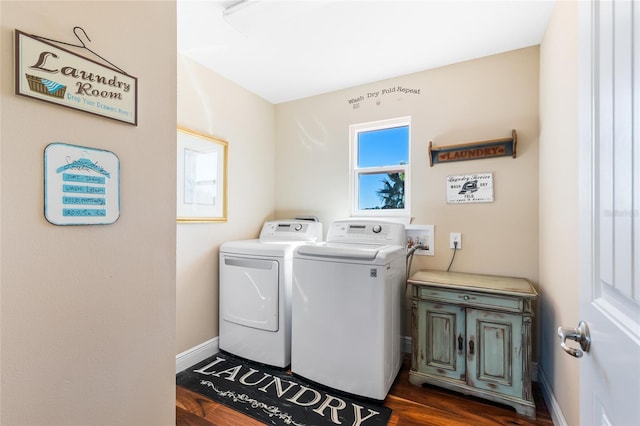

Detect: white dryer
[291, 219, 406, 400]
[219, 220, 322, 368]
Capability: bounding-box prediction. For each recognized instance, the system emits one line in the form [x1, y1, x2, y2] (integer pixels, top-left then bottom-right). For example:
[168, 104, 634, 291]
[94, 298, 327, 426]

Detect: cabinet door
[415, 301, 466, 382]
[466, 309, 523, 397]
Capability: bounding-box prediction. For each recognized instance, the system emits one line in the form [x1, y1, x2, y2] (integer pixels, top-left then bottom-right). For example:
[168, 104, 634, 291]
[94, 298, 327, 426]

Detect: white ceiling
[177, 0, 555, 104]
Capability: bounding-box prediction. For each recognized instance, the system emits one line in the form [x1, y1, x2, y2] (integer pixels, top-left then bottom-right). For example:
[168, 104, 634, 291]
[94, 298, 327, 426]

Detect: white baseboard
[176, 337, 219, 374]
[178, 336, 410, 373]
[538, 365, 567, 426]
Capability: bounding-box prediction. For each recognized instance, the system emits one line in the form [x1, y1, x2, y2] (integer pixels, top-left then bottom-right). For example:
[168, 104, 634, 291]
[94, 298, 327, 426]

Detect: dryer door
[220, 255, 279, 331]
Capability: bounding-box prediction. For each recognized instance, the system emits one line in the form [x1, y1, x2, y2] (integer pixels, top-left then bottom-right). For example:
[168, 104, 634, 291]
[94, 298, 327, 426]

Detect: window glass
[358, 172, 405, 210]
[357, 126, 409, 167]
[350, 117, 410, 216]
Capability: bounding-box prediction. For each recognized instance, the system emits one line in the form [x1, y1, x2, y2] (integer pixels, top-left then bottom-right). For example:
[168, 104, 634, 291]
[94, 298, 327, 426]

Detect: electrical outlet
[450, 232, 462, 249]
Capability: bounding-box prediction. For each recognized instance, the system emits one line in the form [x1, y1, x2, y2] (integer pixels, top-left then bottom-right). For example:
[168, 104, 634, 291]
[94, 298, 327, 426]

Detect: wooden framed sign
[15, 30, 137, 125]
[429, 130, 517, 166]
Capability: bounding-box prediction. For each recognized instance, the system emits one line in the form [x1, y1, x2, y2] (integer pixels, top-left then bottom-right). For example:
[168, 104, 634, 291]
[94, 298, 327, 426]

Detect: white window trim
[349, 116, 411, 218]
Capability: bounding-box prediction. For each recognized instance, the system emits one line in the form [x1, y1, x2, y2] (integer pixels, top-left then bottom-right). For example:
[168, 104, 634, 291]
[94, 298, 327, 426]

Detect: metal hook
[30, 26, 127, 75]
[73, 26, 91, 48]
[71, 27, 126, 74]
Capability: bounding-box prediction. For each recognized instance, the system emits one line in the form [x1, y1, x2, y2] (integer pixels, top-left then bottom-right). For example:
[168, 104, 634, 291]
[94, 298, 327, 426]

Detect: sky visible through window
[358, 126, 408, 209]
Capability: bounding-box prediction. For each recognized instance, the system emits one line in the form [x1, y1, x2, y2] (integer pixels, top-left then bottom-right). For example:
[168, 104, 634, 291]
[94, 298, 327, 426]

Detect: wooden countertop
[408, 270, 538, 298]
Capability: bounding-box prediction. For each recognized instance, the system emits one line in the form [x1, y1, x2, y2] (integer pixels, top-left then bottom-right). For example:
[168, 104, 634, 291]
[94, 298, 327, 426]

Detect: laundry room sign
[15, 29, 137, 125]
[446, 173, 494, 204]
[429, 130, 517, 166]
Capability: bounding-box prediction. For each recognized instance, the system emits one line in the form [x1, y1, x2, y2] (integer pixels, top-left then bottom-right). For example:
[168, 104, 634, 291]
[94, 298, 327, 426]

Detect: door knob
[557, 320, 591, 358]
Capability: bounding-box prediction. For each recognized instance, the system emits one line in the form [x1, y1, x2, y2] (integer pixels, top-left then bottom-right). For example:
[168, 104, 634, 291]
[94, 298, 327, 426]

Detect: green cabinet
[408, 270, 537, 419]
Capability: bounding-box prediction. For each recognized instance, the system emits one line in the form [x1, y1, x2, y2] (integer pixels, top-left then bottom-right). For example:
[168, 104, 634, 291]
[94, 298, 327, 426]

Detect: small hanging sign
[15, 29, 137, 125]
[429, 130, 517, 166]
[44, 143, 120, 225]
[446, 173, 494, 204]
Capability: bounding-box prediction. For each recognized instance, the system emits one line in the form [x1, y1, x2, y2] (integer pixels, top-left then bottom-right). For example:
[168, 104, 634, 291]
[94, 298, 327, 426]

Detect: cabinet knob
[463, 295, 470, 300]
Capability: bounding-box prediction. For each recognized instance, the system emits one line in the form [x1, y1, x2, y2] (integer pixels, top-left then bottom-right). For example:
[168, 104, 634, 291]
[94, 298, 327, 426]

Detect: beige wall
[1, 2, 177, 424]
[176, 56, 276, 353]
[275, 48, 540, 316]
[539, 1, 580, 425]
[276, 48, 540, 280]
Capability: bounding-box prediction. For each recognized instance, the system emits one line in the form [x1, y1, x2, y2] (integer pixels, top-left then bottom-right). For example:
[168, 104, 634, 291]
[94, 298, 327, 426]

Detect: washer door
[220, 255, 279, 331]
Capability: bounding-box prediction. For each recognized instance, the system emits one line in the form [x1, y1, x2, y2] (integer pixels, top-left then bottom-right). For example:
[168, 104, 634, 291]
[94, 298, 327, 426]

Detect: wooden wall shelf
[429, 130, 517, 166]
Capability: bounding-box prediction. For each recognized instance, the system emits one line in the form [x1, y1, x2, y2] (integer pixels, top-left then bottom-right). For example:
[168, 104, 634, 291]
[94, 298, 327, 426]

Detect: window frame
[349, 116, 411, 217]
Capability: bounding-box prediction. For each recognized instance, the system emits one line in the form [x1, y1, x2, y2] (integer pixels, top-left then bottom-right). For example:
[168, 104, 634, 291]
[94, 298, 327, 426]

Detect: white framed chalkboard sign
[44, 143, 120, 225]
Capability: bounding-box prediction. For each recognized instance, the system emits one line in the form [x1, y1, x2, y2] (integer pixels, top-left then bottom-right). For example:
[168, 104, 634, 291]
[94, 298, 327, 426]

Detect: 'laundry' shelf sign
[44, 143, 120, 225]
[429, 130, 517, 166]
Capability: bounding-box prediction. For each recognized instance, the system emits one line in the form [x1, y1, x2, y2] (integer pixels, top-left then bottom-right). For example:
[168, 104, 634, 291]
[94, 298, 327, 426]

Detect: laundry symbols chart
[44, 143, 120, 225]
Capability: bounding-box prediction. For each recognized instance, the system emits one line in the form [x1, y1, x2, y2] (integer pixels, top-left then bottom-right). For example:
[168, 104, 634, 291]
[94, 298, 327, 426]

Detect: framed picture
[177, 127, 228, 222]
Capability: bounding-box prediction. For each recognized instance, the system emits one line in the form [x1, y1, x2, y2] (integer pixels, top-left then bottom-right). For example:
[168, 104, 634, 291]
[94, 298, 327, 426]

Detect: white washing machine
[291, 219, 406, 400]
[219, 219, 322, 368]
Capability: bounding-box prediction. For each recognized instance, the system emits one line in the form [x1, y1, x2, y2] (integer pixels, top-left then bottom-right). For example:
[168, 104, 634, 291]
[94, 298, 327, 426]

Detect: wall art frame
[177, 127, 228, 223]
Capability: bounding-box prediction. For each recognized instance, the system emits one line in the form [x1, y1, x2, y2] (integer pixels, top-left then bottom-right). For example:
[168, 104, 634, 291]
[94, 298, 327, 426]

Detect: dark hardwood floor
[176, 356, 554, 426]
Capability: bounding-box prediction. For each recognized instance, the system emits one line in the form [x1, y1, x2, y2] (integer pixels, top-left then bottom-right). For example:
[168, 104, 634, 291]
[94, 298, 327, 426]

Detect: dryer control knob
[372, 224, 382, 233]
[294, 224, 303, 231]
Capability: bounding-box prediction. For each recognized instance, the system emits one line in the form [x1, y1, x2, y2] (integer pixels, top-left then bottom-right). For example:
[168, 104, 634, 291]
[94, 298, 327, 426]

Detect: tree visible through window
[350, 117, 410, 215]
[377, 172, 405, 209]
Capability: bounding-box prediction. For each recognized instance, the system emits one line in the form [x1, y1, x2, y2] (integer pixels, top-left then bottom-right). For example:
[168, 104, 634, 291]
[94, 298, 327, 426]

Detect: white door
[569, 1, 640, 424]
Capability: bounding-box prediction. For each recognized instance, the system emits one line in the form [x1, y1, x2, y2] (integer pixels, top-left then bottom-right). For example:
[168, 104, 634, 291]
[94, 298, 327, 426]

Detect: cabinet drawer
[414, 286, 524, 313]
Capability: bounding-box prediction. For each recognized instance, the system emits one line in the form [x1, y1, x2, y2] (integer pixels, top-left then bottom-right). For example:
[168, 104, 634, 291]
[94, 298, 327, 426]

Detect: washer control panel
[326, 220, 405, 246]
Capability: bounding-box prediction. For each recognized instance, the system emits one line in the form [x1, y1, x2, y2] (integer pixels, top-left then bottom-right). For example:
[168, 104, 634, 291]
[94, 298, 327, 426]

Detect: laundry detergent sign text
[15, 30, 137, 125]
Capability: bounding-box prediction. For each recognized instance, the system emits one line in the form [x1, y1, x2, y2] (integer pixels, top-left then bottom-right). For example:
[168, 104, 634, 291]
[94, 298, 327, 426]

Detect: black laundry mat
[177, 352, 392, 426]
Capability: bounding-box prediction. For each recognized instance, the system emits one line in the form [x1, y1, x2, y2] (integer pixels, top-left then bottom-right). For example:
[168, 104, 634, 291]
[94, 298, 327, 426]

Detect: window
[350, 117, 410, 216]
